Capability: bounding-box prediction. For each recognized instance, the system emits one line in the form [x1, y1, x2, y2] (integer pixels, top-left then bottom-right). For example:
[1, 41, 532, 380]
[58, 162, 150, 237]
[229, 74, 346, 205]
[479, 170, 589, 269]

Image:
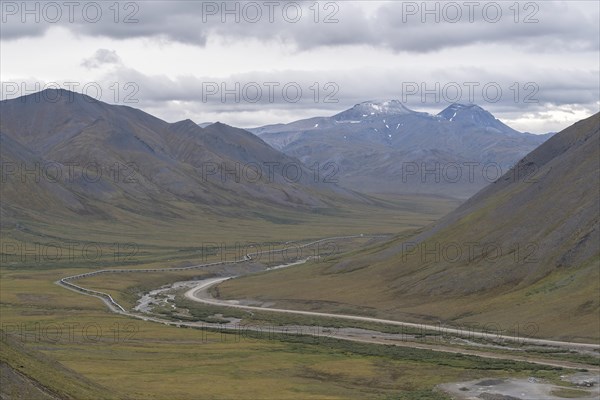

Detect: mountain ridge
[249, 101, 552, 198]
[0, 89, 367, 226]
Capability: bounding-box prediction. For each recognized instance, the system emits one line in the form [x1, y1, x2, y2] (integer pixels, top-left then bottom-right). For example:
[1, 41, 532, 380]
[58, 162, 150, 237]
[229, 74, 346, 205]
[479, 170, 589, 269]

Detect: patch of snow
[314, 123, 319, 128]
[396, 123, 401, 129]
[388, 134, 392, 138]
[449, 111, 457, 122]
[385, 124, 390, 129]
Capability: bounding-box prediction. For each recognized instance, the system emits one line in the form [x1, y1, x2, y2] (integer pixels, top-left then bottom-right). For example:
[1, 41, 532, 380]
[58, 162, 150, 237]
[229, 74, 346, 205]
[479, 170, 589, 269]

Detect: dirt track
[184, 277, 600, 372]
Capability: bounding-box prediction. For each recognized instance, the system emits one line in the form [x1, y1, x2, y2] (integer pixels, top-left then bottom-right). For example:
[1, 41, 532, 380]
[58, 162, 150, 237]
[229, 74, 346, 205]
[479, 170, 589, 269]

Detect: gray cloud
[1, 1, 597, 53]
[372, 1, 599, 53]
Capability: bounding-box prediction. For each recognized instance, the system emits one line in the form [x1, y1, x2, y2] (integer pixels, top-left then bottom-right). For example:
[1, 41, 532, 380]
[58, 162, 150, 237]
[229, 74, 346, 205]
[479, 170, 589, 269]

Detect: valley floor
[2, 196, 598, 399]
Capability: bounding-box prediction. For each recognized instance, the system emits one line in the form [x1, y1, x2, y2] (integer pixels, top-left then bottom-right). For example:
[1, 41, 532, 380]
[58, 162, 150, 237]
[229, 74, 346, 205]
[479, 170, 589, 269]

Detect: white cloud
[81, 49, 122, 69]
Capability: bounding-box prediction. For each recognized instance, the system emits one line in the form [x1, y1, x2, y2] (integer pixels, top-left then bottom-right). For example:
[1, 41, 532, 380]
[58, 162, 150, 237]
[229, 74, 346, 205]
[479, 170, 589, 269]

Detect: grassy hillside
[1, 332, 120, 400]
[0, 89, 376, 233]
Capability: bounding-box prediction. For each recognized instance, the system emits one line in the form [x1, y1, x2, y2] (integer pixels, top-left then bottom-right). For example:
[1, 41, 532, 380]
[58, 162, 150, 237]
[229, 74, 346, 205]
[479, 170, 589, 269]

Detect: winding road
[56, 234, 600, 371]
[184, 277, 600, 351]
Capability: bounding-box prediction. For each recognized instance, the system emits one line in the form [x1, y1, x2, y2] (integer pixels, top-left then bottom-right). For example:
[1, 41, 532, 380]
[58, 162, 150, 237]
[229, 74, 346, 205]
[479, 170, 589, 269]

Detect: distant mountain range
[250, 101, 553, 198]
[0, 89, 365, 228]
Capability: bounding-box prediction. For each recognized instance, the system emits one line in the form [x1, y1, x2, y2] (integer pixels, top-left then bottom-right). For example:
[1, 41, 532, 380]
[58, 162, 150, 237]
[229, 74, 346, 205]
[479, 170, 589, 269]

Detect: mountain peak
[171, 119, 199, 130]
[436, 103, 521, 135]
[353, 100, 415, 115]
[6, 88, 99, 105]
[438, 103, 495, 122]
[334, 100, 415, 121]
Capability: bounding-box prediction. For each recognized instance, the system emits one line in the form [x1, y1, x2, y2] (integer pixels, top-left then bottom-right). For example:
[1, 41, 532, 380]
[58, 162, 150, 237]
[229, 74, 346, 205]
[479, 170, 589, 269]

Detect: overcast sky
[1, 0, 598, 132]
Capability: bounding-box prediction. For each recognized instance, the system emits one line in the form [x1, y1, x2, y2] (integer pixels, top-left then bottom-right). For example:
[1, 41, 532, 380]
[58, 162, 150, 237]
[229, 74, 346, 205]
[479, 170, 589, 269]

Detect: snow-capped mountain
[249, 101, 552, 198]
[437, 103, 519, 134]
[333, 100, 420, 121]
